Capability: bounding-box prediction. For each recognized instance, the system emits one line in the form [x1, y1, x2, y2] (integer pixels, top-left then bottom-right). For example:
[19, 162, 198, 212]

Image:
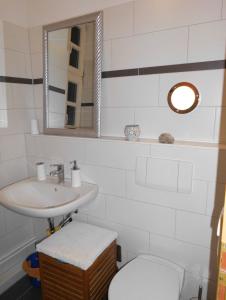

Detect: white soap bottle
[71, 160, 81, 187]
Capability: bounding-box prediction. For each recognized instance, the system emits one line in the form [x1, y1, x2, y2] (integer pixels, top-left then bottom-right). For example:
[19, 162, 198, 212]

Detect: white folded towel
[36, 221, 118, 270]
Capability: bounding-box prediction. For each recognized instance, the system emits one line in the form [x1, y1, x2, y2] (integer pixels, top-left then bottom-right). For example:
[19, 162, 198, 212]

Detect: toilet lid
[109, 256, 180, 300]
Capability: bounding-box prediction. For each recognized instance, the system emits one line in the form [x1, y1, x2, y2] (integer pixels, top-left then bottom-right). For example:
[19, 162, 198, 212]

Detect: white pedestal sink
[0, 177, 98, 218]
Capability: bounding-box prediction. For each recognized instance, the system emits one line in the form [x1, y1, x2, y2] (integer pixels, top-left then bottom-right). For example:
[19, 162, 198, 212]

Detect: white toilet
[109, 254, 184, 300]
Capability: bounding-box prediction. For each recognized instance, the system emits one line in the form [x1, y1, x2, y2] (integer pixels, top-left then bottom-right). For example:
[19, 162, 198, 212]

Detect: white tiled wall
[101, 0, 226, 143]
[0, 21, 37, 293]
[25, 134, 222, 299]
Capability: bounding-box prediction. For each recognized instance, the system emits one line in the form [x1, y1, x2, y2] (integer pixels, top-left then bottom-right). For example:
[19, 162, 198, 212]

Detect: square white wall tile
[176, 211, 213, 248]
[101, 107, 134, 137]
[9, 84, 34, 109]
[29, 26, 42, 54]
[159, 69, 226, 107]
[150, 144, 219, 182]
[5, 50, 28, 77]
[148, 233, 213, 279]
[135, 156, 147, 185]
[102, 75, 159, 108]
[178, 162, 193, 193]
[27, 135, 87, 164]
[0, 134, 25, 161]
[111, 27, 188, 70]
[0, 83, 11, 109]
[147, 158, 178, 192]
[0, 225, 34, 257]
[79, 193, 106, 219]
[31, 53, 43, 78]
[134, 0, 222, 34]
[3, 207, 32, 234]
[0, 157, 27, 189]
[135, 107, 216, 142]
[104, 2, 133, 40]
[3, 21, 29, 53]
[103, 40, 111, 71]
[127, 171, 207, 213]
[85, 139, 149, 170]
[106, 195, 175, 237]
[0, 109, 28, 135]
[82, 164, 126, 197]
[86, 215, 150, 254]
[188, 20, 226, 62]
[33, 84, 43, 109]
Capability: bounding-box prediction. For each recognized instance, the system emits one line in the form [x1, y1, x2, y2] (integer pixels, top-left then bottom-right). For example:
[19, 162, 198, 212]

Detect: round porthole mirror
[167, 82, 200, 114]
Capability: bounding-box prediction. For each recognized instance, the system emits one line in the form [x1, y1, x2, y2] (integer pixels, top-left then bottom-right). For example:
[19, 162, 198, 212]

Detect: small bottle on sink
[71, 160, 81, 187]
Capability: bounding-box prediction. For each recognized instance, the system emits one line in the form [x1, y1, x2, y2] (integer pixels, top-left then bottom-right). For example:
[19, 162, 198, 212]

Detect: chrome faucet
[49, 164, 64, 183]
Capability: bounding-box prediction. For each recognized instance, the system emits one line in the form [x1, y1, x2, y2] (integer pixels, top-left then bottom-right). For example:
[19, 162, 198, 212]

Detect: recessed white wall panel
[104, 2, 133, 40]
[102, 75, 159, 107]
[134, 0, 222, 34]
[101, 107, 134, 137]
[147, 158, 178, 192]
[176, 211, 213, 248]
[127, 170, 207, 213]
[135, 107, 216, 142]
[106, 195, 175, 237]
[111, 27, 188, 70]
[188, 20, 226, 62]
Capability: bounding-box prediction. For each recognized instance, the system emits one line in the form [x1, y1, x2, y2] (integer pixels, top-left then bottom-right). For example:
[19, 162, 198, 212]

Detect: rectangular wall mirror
[43, 11, 102, 137]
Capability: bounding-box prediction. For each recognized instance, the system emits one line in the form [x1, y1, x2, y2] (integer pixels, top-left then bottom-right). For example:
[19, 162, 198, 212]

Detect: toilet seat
[109, 255, 184, 300]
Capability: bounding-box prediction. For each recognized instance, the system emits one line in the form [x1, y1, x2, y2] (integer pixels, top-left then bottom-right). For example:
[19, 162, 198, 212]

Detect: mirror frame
[43, 11, 103, 137]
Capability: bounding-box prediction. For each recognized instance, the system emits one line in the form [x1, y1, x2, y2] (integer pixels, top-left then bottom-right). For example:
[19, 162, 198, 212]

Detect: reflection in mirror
[44, 12, 102, 137]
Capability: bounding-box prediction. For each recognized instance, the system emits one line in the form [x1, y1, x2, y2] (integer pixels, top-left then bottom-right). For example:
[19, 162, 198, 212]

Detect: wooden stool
[37, 221, 118, 300]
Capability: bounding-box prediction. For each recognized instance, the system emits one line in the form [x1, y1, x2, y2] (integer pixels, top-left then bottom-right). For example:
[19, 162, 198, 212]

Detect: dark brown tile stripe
[81, 103, 94, 107]
[0, 76, 32, 84]
[33, 78, 43, 84]
[1, 60, 226, 85]
[139, 60, 226, 75]
[49, 85, 65, 94]
[102, 60, 226, 78]
[102, 68, 139, 78]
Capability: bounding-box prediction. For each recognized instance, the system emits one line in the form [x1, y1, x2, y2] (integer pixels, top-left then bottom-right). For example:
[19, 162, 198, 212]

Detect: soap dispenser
[71, 160, 81, 187]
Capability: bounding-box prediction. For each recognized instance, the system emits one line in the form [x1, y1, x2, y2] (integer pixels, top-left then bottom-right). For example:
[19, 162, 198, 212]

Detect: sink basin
[0, 177, 98, 218]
